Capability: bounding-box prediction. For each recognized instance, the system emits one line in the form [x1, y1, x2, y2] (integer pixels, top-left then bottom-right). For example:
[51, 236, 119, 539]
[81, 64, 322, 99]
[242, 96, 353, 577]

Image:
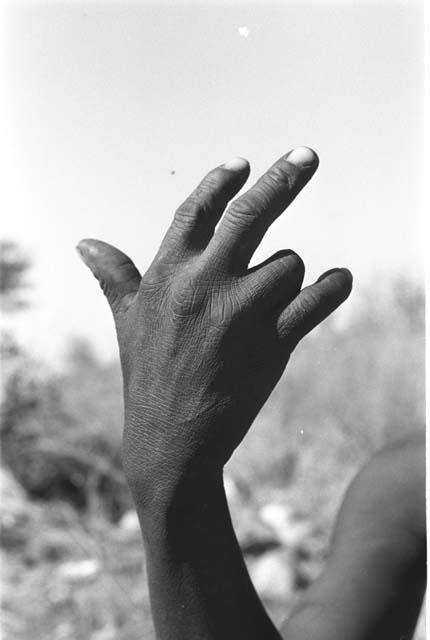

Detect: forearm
[78, 148, 354, 640]
[133, 469, 281, 640]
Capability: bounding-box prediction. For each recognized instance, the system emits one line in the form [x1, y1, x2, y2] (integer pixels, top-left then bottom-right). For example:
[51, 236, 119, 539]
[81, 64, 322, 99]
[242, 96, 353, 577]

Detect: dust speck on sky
[238, 26, 250, 38]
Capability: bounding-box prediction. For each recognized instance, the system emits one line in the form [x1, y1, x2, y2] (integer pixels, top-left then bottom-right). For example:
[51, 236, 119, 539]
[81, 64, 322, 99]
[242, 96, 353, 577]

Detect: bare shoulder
[281, 432, 426, 640]
[335, 430, 425, 550]
[359, 431, 424, 508]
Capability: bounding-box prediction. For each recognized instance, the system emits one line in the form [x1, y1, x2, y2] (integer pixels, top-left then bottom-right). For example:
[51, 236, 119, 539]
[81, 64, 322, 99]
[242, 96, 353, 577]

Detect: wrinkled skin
[77, 148, 352, 504]
[77, 148, 425, 640]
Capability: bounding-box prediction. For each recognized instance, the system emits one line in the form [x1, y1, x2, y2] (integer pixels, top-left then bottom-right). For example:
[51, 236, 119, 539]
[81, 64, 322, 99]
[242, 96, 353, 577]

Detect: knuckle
[284, 298, 307, 329]
[227, 279, 246, 315]
[142, 260, 174, 288]
[174, 169, 224, 227]
[226, 197, 258, 227]
[208, 281, 241, 325]
[263, 160, 302, 195]
[174, 196, 210, 226]
[225, 162, 300, 229]
[198, 170, 224, 195]
[170, 288, 196, 316]
[98, 276, 112, 298]
[169, 268, 207, 317]
[266, 163, 293, 188]
[298, 290, 318, 316]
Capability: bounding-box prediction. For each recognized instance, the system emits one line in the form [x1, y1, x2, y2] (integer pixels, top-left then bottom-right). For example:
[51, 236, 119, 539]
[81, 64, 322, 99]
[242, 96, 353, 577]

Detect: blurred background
[0, 1, 425, 639]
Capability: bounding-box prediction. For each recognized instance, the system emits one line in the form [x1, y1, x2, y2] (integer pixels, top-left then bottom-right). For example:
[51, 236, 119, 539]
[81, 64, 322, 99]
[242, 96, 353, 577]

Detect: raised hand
[77, 148, 352, 504]
[76, 150, 425, 640]
[77, 148, 352, 640]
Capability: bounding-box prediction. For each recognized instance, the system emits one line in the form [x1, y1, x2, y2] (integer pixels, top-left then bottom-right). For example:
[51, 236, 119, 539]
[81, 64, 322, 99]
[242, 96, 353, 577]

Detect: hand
[77, 148, 352, 506]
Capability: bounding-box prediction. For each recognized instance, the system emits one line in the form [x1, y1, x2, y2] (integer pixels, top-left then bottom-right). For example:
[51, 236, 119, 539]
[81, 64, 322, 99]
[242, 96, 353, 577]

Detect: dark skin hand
[77, 147, 425, 639]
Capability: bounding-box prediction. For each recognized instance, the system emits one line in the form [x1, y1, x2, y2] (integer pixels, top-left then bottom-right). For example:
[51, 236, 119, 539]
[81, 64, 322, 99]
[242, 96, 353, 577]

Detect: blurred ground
[0, 251, 426, 639]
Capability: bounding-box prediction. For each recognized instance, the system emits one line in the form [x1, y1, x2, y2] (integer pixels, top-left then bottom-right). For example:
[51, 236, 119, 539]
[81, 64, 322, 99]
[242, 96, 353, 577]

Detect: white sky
[1, 1, 424, 364]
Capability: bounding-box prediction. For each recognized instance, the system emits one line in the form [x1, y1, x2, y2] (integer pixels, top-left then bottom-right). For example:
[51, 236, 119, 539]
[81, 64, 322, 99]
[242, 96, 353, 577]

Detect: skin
[77, 147, 425, 639]
[283, 432, 425, 640]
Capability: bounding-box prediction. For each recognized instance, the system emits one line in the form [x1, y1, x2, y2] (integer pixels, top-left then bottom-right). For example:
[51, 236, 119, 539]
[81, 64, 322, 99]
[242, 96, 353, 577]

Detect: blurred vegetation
[0, 242, 425, 639]
[0, 240, 31, 313]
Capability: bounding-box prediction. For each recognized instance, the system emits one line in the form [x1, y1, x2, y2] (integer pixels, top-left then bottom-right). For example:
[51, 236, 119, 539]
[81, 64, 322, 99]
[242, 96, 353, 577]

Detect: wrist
[123, 428, 224, 531]
[122, 402, 233, 499]
[136, 475, 226, 549]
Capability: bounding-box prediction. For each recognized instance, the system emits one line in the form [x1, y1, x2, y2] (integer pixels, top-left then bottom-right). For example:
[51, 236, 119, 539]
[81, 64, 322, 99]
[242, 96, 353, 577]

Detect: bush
[1, 276, 425, 639]
[1, 340, 131, 520]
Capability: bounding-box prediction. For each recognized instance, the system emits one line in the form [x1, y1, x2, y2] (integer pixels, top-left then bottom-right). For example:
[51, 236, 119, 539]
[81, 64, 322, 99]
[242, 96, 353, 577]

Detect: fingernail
[75, 242, 91, 266]
[317, 267, 353, 283]
[286, 147, 319, 169]
[223, 157, 249, 171]
[340, 267, 353, 282]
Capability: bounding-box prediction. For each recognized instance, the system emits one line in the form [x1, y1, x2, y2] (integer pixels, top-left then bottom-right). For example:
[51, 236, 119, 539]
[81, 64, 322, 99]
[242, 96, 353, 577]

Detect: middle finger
[208, 147, 319, 272]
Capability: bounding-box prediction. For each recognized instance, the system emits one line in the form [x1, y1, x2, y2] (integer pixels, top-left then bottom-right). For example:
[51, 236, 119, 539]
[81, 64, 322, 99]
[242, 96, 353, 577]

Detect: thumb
[76, 238, 141, 313]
